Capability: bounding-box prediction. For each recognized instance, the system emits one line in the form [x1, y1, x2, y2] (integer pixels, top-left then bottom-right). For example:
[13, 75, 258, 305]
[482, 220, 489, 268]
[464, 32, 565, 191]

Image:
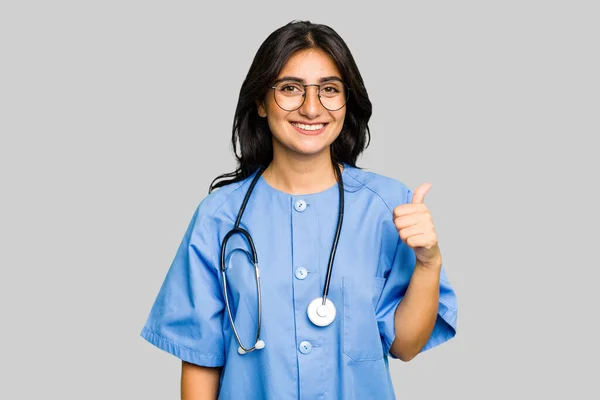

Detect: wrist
[416, 256, 442, 271]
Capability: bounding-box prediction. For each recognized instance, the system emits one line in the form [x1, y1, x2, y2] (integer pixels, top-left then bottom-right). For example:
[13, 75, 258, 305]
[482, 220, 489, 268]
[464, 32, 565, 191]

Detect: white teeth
[292, 122, 325, 131]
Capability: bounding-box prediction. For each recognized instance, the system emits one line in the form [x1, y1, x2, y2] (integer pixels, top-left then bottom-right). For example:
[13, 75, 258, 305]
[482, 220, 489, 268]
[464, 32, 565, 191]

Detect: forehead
[277, 49, 342, 81]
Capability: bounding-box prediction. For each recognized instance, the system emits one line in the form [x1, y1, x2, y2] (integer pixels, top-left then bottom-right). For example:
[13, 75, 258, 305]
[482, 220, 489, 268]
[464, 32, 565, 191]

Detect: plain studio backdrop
[1, 1, 598, 398]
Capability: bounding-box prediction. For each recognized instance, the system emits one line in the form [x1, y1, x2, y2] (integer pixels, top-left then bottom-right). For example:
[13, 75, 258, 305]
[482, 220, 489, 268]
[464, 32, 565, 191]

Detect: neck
[263, 151, 342, 195]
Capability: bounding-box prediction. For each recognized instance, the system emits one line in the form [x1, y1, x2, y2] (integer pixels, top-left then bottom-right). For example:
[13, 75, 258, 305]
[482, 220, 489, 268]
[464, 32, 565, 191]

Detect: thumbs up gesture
[393, 183, 442, 269]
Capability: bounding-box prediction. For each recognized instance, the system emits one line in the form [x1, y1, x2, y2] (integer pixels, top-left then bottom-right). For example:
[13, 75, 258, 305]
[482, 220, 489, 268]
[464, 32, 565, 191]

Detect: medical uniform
[140, 163, 458, 399]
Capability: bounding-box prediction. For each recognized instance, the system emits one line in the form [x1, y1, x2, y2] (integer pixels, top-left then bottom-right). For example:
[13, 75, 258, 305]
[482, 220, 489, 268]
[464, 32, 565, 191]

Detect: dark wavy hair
[209, 20, 372, 193]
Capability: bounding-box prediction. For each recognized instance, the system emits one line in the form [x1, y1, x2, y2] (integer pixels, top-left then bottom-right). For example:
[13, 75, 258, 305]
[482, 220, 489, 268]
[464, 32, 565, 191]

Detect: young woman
[140, 20, 458, 400]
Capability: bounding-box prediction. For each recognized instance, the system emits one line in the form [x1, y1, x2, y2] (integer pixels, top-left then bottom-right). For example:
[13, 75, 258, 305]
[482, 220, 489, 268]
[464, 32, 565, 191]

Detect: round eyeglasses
[269, 80, 350, 112]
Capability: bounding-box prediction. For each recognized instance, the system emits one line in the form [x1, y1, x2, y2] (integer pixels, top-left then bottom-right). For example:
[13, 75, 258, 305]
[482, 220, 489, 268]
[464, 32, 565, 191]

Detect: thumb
[411, 183, 432, 204]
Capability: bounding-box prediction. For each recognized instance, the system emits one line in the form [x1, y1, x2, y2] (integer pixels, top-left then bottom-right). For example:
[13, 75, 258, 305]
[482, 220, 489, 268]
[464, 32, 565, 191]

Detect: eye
[321, 86, 340, 93]
[277, 82, 303, 93]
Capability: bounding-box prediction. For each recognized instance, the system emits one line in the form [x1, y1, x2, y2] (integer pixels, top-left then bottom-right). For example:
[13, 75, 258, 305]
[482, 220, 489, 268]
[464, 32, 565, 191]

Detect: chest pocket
[342, 276, 386, 362]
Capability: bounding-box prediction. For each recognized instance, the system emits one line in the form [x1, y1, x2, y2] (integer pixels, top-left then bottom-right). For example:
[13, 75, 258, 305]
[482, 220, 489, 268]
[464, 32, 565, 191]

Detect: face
[257, 48, 347, 160]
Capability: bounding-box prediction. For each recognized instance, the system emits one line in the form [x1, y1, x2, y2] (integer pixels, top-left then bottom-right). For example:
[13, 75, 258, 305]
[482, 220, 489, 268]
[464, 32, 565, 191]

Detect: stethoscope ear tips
[238, 346, 247, 355]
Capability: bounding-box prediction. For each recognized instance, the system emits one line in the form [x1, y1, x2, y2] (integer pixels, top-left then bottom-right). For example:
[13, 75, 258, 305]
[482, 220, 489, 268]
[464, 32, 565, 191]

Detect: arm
[389, 260, 441, 362]
[390, 183, 445, 361]
[181, 361, 222, 400]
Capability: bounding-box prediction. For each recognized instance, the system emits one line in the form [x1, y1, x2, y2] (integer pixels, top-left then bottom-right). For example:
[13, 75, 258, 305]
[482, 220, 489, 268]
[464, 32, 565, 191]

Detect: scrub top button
[295, 267, 308, 280]
[299, 341, 312, 354]
[294, 199, 307, 212]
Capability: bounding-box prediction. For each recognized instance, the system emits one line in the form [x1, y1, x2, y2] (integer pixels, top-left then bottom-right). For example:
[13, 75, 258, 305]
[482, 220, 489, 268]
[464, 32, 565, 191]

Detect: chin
[297, 148, 329, 157]
[290, 138, 334, 155]
[273, 130, 340, 157]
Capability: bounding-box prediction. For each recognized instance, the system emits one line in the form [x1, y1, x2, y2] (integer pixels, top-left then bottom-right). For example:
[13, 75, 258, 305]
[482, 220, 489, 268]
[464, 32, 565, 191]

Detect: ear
[256, 100, 267, 118]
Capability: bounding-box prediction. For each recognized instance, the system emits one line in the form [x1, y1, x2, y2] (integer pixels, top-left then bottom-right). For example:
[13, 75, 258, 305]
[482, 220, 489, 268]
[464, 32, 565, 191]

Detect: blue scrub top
[140, 163, 458, 400]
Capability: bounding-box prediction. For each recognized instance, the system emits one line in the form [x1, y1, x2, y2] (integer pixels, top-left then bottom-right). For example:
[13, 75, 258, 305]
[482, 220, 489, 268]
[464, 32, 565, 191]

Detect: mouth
[289, 121, 329, 135]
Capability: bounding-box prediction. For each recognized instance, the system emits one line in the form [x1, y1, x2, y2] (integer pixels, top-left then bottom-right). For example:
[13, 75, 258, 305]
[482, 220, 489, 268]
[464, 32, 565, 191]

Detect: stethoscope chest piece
[307, 297, 336, 327]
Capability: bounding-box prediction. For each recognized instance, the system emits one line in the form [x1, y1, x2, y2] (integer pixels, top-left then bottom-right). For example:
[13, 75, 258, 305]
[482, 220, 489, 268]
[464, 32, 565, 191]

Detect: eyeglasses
[269, 80, 350, 112]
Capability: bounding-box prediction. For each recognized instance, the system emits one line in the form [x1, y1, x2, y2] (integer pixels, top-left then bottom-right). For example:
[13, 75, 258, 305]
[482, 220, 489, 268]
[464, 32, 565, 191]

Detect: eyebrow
[272, 76, 343, 85]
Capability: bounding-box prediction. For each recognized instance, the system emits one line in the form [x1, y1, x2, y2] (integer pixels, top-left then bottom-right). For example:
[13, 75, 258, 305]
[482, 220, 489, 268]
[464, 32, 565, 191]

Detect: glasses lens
[274, 81, 305, 111]
[319, 82, 347, 111]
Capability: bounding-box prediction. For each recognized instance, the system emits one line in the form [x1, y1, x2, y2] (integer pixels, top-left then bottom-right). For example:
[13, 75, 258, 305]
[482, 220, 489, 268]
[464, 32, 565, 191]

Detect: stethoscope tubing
[321, 163, 344, 306]
[220, 163, 344, 353]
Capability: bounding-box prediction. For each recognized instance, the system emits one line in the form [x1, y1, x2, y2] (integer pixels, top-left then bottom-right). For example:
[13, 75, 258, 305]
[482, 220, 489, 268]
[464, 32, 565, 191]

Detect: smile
[290, 122, 328, 135]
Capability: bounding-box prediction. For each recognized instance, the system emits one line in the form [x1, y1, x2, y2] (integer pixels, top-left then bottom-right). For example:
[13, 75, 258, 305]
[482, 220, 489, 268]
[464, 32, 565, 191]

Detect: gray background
[1, 0, 598, 398]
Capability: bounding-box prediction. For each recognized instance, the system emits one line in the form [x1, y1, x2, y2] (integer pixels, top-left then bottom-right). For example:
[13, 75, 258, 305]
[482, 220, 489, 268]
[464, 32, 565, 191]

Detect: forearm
[389, 261, 441, 361]
[181, 361, 221, 400]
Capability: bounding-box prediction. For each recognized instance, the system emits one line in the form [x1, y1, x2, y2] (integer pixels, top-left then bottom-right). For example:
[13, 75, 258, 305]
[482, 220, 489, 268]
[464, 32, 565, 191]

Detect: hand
[393, 183, 442, 269]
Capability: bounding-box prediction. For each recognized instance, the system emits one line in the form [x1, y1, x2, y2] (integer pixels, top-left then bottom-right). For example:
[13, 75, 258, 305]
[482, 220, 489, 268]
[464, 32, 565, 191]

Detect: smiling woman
[140, 20, 458, 400]
[257, 49, 347, 161]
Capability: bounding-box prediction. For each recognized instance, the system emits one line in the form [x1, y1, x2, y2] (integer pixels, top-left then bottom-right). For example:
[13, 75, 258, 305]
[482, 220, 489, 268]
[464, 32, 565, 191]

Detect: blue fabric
[140, 164, 458, 399]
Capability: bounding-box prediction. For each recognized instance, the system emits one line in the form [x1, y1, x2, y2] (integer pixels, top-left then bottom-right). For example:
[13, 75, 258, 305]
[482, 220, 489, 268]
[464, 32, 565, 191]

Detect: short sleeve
[375, 188, 458, 359]
[140, 205, 226, 367]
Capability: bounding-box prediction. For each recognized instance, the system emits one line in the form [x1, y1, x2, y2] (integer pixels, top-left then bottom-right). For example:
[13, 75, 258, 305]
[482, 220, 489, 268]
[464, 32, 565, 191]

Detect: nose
[298, 85, 323, 118]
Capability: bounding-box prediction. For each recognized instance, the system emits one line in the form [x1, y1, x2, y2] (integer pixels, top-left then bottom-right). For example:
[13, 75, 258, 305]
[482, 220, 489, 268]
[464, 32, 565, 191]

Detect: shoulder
[343, 164, 412, 211]
[192, 172, 258, 226]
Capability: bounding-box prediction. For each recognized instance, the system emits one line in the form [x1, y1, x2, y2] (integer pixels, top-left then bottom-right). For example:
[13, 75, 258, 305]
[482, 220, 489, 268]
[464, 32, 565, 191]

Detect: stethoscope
[220, 163, 344, 355]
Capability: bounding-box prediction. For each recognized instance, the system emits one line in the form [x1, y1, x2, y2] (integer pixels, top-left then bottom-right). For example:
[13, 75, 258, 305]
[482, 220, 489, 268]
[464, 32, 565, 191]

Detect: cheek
[267, 109, 294, 136]
[265, 100, 287, 122]
[265, 113, 289, 139]
[331, 111, 346, 131]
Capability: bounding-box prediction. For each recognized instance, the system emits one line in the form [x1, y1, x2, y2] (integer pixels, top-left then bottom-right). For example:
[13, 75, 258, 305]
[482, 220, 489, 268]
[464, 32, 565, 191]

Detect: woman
[140, 20, 458, 399]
